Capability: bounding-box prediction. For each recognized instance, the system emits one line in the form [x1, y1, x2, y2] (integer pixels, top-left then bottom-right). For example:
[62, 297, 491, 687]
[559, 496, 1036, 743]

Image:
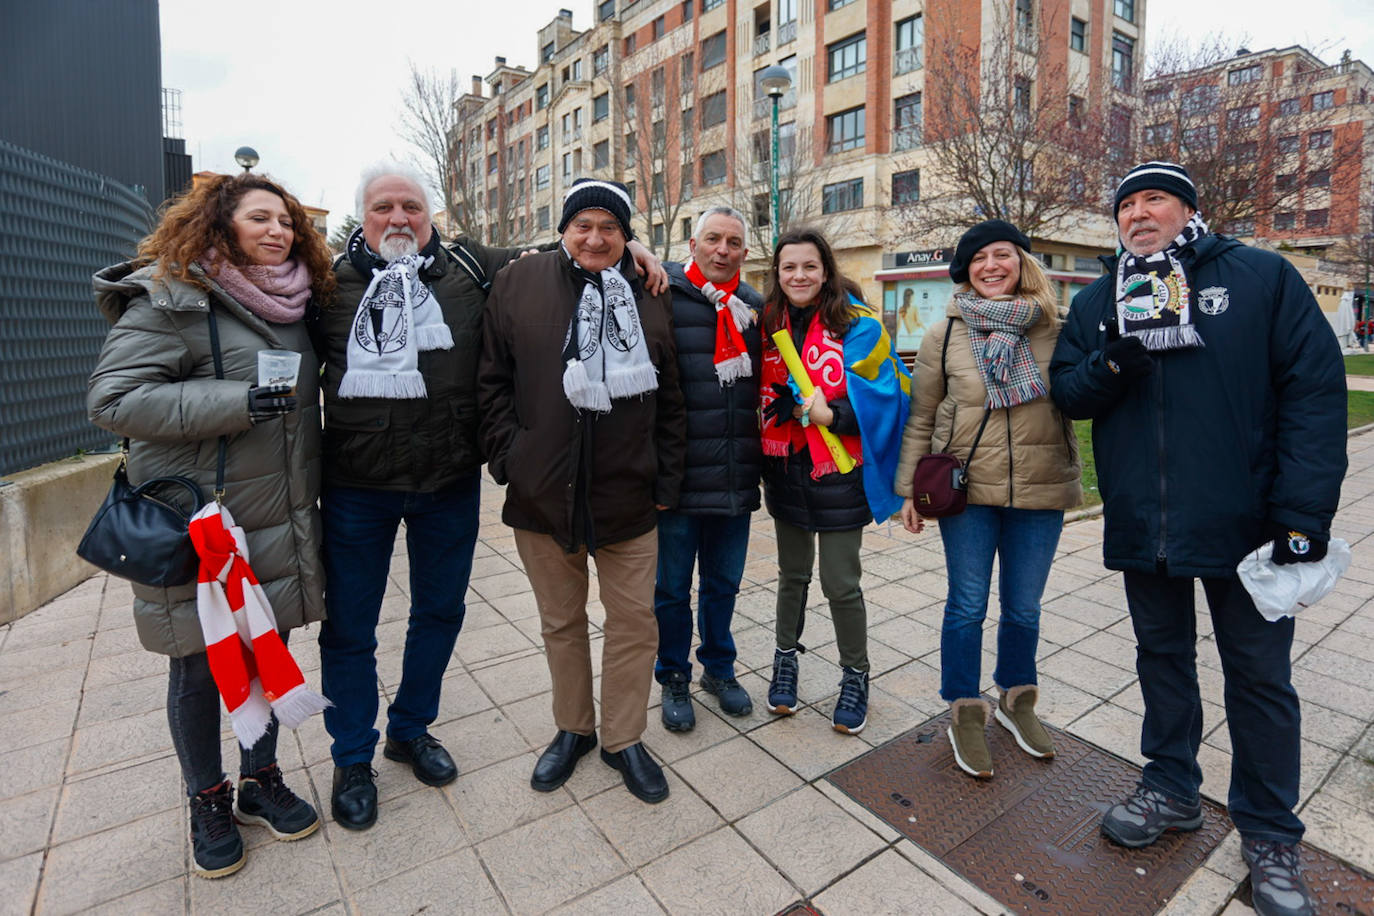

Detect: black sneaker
[767, 648, 800, 715]
[1242, 838, 1315, 916]
[1100, 781, 1203, 847]
[700, 672, 753, 717]
[235, 764, 320, 840]
[189, 780, 245, 879]
[660, 671, 695, 732]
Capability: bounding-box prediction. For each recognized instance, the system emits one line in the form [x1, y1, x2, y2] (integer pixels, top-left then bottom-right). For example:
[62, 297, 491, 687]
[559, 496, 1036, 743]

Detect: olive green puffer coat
[87, 261, 325, 657]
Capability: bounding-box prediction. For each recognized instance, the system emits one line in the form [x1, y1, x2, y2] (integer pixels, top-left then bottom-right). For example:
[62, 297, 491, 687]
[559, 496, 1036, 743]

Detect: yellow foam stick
[770, 329, 857, 474]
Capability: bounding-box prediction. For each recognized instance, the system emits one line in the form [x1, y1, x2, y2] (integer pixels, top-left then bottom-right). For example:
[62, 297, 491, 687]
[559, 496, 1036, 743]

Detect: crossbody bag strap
[938, 316, 993, 466]
[205, 304, 228, 503]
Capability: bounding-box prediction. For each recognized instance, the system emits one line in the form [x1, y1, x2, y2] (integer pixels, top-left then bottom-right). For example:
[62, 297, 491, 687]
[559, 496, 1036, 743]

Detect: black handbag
[77, 305, 230, 586]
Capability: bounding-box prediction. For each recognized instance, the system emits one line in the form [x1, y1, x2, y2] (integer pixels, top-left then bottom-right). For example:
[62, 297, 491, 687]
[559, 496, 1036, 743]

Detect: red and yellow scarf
[760, 310, 863, 478]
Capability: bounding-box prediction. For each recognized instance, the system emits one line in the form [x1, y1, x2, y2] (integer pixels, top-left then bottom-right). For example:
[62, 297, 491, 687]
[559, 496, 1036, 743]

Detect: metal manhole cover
[826, 713, 1231, 915]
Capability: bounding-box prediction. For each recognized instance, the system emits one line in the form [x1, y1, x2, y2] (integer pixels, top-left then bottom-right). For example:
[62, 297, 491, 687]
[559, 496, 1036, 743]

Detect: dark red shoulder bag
[910, 319, 992, 518]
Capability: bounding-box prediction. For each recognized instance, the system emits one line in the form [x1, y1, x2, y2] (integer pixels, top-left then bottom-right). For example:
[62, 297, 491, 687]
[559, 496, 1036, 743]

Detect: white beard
[378, 230, 419, 260]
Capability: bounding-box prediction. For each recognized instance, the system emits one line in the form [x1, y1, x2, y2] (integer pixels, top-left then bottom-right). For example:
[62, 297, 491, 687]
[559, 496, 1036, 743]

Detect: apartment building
[1139, 45, 1374, 254]
[451, 0, 1141, 354]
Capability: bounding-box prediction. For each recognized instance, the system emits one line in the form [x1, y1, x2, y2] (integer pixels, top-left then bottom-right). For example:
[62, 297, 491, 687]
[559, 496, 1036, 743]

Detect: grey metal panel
[0, 0, 163, 205]
[0, 140, 153, 476]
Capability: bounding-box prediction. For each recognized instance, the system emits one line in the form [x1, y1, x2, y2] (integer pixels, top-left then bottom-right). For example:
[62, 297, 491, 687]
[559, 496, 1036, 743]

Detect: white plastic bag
[1236, 539, 1352, 622]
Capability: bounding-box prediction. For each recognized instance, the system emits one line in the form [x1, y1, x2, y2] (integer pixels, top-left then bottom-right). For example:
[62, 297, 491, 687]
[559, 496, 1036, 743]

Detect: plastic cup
[257, 350, 301, 394]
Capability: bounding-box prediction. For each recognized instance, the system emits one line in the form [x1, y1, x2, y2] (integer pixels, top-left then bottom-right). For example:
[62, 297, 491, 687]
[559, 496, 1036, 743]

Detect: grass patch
[1345, 355, 1374, 376]
[1074, 393, 1372, 509]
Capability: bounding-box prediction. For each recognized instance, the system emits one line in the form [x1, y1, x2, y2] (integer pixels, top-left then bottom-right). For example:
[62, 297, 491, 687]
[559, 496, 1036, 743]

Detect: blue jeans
[318, 475, 480, 766]
[937, 505, 1063, 701]
[653, 511, 750, 682]
[1124, 571, 1303, 843]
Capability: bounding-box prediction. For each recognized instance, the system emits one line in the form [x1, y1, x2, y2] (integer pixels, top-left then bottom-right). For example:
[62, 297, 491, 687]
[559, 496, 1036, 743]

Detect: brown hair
[137, 172, 335, 303]
[762, 228, 857, 339]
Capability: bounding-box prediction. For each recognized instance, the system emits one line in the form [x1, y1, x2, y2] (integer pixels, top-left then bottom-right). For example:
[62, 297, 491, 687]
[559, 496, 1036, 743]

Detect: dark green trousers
[773, 519, 869, 672]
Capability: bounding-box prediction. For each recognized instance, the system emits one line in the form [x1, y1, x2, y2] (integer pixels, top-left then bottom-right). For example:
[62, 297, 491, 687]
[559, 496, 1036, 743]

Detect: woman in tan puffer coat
[894, 220, 1081, 781]
[87, 173, 334, 878]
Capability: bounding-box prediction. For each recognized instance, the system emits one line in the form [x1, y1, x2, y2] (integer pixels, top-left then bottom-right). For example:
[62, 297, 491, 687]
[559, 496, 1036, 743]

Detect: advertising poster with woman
[884, 278, 953, 356]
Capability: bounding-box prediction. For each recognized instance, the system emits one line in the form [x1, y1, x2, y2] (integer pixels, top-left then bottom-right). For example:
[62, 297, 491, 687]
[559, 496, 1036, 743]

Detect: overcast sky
[159, 0, 1374, 235]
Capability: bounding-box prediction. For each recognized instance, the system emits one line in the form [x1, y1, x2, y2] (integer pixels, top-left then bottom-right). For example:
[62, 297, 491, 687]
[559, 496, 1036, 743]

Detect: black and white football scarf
[1114, 211, 1210, 351]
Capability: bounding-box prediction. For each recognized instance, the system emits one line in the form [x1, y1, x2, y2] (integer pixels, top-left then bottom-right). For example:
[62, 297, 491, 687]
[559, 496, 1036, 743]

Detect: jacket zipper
[1004, 408, 1015, 507]
[1154, 359, 1168, 569]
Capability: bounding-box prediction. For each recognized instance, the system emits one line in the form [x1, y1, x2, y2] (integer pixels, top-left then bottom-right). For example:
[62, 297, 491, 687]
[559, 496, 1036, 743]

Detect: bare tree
[399, 63, 475, 240]
[889, 4, 1113, 242]
[1137, 35, 1364, 235]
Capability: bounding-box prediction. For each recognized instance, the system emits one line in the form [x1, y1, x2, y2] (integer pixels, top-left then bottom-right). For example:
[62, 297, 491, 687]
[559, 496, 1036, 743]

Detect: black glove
[762, 382, 798, 428]
[1270, 525, 1329, 565]
[1100, 335, 1153, 383]
[247, 383, 297, 423]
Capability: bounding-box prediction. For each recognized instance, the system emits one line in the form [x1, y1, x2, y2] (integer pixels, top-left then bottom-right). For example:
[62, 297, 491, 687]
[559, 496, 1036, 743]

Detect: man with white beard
[314, 164, 666, 830]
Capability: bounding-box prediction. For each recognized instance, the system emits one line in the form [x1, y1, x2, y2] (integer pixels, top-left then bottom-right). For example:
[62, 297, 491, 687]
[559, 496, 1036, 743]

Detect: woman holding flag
[759, 228, 910, 735]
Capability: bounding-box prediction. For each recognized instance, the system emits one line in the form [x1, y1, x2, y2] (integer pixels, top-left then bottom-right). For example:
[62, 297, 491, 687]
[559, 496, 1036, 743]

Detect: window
[488, 188, 498, 209]
[822, 177, 863, 213]
[1275, 173, 1296, 191]
[1142, 122, 1174, 145]
[893, 93, 922, 149]
[827, 32, 866, 82]
[1110, 105, 1132, 149]
[487, 152, 498, 174]
[701, 31, 727, 70]
[1114, 0, 1134, 21]
[1278, 97, 1300, 117]
[651, 67, 665, 105]
[593, 45, 609, 76]
[624, 132, 637, 167]
[652, 118, 666, 147]
[700, 150, 727, 185]
[1276, 134, 1298, 154]
[561, 152, 573, 182]
[625, 180, 636, 203]
[541, 41, 555, 63]
[537, 206, 550, 230]
[829, 0, 856, 8]
[682, 0, 693, 21]
[535, 165, 550, 189]
[1182, 125, 1218, 151]
[1306, 208, 1329, 228]
[536, 84, 549, 110]
[1070, 17, 1086, 53]
[682, 217, 693, 241]
[593, 93, 609, 122]
[1228, 218, 1255, 236]
[598, 0, 615, 21]
[572, 59, 583, 81]
[753, 193, 771, 227]
[1069, 95, 1085, 128]
[681, 106, 694, 136]
[778, 0, 797, 26]
[681, 53, 695, 93]
[892, 169, 919, 204]
[1145, 85, 1173, 105]
[701, 90, 727, 127]
[536, 126, 549, 151]
[1111, 33, 1134, 91]
[624, 84, 636, 118]
[652, 15, 665, 39]
[652, 222, 665, 246]
[827, 106, 865, 152]
[1273, 212, 1296, 231]
[1228, 64, 1261, 85]
[1013, 78, 1032, 122]
[703, 0, 725, 9]
[1227, 105, 1260, 129]
[1312, 91, 1334, 111]
[1015, 0, 1034, 48]
[1307, 168, 1330, 188]
[593, 140, 610, 169]
[1013, 158, 1034, 192]
[1225, 141, 1258, 163]
[1309, 129, 1333, 149]
[895, 15, 923, 73]
[624, 33, 637, 55]
[1181, 84, 1218, 116]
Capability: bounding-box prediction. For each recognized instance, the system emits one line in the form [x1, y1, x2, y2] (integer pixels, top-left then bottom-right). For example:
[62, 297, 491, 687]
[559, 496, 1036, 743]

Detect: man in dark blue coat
[654, 206, 764, 732]
[1051, 161, 1345, 916]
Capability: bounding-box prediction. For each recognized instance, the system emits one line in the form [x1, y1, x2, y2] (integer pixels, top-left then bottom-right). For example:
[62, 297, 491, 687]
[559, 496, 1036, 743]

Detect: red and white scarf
[187, 503, 330, 749]
[760, 310, 863, 478]
[684, 261, 755, 384]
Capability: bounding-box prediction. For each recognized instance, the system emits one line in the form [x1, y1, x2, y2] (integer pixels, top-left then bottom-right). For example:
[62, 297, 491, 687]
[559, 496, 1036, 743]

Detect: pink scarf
[199, 248, 311, 324]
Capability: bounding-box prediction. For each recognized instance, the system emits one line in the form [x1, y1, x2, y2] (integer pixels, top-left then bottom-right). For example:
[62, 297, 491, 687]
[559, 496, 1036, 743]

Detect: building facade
[451, 0, 1144, 353]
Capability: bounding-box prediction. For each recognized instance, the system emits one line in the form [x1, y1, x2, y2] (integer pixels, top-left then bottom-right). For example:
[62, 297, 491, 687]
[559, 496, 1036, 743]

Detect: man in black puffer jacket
[654, 207, 764, 733]
[1051, 161, 1345, 916]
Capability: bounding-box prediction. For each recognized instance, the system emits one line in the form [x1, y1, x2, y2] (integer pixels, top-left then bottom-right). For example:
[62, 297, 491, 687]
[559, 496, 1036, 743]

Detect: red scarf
[760, 310, 863, 478]
[188, 503, 330, 748]
[684, 261, 754, 383]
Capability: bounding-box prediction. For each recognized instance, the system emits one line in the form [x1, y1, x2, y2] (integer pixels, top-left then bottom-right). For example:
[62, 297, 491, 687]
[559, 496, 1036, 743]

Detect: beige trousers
[513, 527, 659, 753]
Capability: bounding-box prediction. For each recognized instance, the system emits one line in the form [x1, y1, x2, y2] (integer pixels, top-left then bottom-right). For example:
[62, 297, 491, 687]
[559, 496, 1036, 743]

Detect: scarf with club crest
[1114, 211, 1210, 351]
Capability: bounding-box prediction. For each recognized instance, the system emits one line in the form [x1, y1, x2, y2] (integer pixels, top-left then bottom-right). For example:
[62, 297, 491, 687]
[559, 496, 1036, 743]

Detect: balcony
[752, 90, 796, 120]
[893, 127, 922, 151]
[754, 32, 771, 56]
[894, 47, 922, 75]
[778, 19, 796, 46]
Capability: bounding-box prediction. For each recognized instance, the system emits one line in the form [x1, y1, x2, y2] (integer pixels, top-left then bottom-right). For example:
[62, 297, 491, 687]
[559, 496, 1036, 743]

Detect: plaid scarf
[188, 504, 330, 749]
[1114, 211, 1209, 351]
[684, 260, 755, 384]
[953, 292, 1047, 409]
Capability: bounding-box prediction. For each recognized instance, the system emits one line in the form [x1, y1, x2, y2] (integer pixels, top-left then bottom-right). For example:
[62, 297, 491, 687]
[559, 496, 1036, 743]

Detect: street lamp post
[759, 65, 792, 250]
[233, 146, 260, 173]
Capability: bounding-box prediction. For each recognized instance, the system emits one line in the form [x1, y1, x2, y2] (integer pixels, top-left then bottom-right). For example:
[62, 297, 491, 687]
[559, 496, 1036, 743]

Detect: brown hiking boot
[995, 685, 1055, 759]
[948, 698, 993, 778]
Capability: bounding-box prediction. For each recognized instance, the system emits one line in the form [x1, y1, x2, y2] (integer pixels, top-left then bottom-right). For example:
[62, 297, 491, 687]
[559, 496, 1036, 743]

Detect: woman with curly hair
[88, 172, 335, 877]
[758, 229, 909, 736]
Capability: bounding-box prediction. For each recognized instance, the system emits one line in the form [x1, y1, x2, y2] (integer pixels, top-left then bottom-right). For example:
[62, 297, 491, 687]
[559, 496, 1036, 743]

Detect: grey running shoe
[700, 672, 753, 716]
[1100, 782, 1203, 847]
[1242, 838, 1314, 916]
[660, 670, 695, 732]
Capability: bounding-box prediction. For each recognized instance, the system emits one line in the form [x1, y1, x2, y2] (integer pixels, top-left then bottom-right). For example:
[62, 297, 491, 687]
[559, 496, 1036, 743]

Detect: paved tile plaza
[2, 434, 1372, 915]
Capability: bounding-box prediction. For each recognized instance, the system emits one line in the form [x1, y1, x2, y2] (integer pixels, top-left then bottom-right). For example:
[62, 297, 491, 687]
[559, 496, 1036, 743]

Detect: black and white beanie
[1113, 161, 1199, 214]
[558, 178, 635, 239]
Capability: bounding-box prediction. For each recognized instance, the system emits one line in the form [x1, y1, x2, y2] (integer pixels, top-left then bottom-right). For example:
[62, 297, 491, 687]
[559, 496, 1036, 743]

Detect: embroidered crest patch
[1197, 286, 1230, 316]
